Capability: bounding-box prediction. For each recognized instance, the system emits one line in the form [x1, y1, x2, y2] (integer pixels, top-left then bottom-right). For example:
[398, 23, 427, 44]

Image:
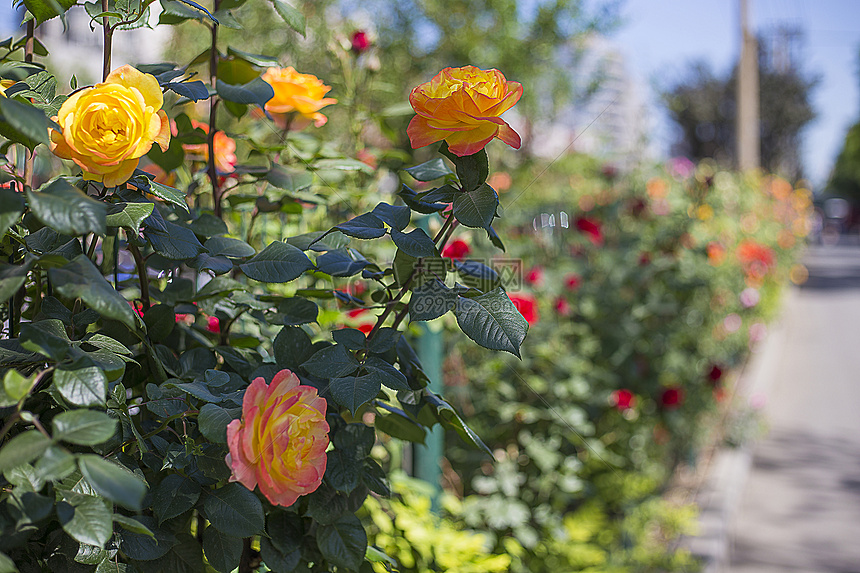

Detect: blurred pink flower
[611, 389, 635, 411]
[442, 239, 471, 260]
[509, 293, 539, 326]
[660, 386, 685, 410]
[207, 316, 220, 333]
[524, 266, 544, 287]
[740, 287, 760, 308]
[575, 217, 603, 246]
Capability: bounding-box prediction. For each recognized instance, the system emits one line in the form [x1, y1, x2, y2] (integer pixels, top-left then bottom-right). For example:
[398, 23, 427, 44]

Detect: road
[728, 241, 860, 573]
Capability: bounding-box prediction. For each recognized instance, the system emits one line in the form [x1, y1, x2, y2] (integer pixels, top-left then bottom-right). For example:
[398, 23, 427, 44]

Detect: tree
[662, 39, 817, 180]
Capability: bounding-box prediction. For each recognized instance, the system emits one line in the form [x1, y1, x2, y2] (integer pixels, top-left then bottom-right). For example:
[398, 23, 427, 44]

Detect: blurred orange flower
[737, 239, 775, 279]
[226, 369, 329, 507]
[182, 120, 237, 173]
[407, 66, 522, 156]
[262, 67, 337, 129]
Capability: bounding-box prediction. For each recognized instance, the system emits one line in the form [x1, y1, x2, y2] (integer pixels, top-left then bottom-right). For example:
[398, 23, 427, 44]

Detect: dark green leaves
[0, 431, 50, 474]
[405, 158, 453, 181]
[19, 318, 70, 361]
[316, 514, 367, 571]
[146, 221, 206, 260]
[53, 359, 108, 407]
[452, 183, 498, 230]
[152, 474, 201, 523]
[410, 280, 457, 321]
[391, 228, 436, 258]
[198, 403, 233, 443]
[57, 492, 112, 548]
[454, 288, 528, 357]
[49, 255, 137, 330]
[216, 77, 275, 112]
[52, 410, 117, 446]
[302, 345, 359, 378]
[0, 95, 56, 149]
[105, 202, 154, 230]
[239, 241, 314, 283]
[204, 483, 264, 537]
[78, 455, 147, 510]
[205, 236, 255, 259]
[22, 0, 77, 24]
[27, 179, 107, 236]
[330, 374, 380, 416]
[332, 213, 386, 240]
[0, 187, 25, 238]
[440, 142, 489, 192]
[203, 527, 243, 573]
[270, 0, 305, 35]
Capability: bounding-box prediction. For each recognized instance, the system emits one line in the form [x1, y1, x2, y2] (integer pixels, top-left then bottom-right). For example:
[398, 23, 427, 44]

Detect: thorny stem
[128, 240, 150, 311]
[207, 1, 222, 218]
[101, 0, 112, 81]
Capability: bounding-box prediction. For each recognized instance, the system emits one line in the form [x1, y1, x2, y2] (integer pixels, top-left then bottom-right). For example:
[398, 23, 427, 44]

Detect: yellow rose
[50, 65, 170, 188]
[261, 66, 337, 129]
[407, 65, 522, 157]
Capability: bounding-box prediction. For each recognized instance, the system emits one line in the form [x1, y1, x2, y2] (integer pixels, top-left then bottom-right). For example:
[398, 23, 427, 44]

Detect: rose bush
[50, 64, 170, 187]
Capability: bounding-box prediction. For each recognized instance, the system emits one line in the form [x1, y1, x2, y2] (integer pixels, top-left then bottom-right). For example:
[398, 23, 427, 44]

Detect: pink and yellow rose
[261, 67, 337, 129]
[50, 65, 170, 187]
[407, 65, 522, 156]
[226, 369, 329, 507]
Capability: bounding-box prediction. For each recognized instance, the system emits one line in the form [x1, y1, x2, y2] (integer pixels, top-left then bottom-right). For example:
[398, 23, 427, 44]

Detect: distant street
[729, 240, 860, 572]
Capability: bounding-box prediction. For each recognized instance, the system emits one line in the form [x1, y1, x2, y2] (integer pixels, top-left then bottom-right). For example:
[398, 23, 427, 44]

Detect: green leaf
[205, 236, 255, 259]
[313, 157, 374, 174]
[57, 492, 112, 548]
[330, 373, 381, 415]
[152, 474, 201, 523]
[0, 552, 18, 573]
[145, 221, 206, 260]
[198, 403, 233, 443]
[0, 187, 25, 238]
[270, 0, 305, 35]
[366, 545, 396, 565]
[105, 202, 154, 230]
[264, 163, 313, 191]
[0, 95, 56, 149]
[0, 431, 51, 474]
[78, 454, 147, 510]
[216, 77, 275, 111]
[53, 359, 108, 407]
[390, 227, 436, 258]
[34, 446, 76, 482]
[316, 514, 367, 571]
[361, 458, 390, 496]
[331, 328, 366, 351]
[409, 279, 457, 321]
[454, 287, 528, 357]
[239, 240, 314, 283]
[273, 326, 314, 370]
[331, 213, 386, 240]
[118, 515, 177, 560]
[143, 304, 175, 343]
[452, 183, 498, 229]
[374, 408, 426, 444]
[325, 449, 360, 494]
[302, 344, 360, 378]
[194, 276, 250, 300]
[226, 46, 280, 67]
[364, 357, 409, 391]
[275, 297, 318, 326]
[27, 179, 107, 236]
[203, 483, 264, 537]
[52, 410, 117, 446]
[49, 255, 137, 330]
[2, 369, 35, 403]
[143, 177, 189, 212]
[113, 513, 155, 538]
[426, 392, 492, 455]
[19, 318, 70, 361]
[84, 333, 132, 356]
[203, 527, 243, 573]
[405, 158, 453, 181]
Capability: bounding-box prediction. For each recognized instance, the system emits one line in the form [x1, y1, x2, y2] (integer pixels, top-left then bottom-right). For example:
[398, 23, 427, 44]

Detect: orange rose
[181, 120, 237, 173]
[225, 369, 329, 507]
[407, 65, 522, 157]
[261, 67, 337, 129]
[50, 65, 170, 187]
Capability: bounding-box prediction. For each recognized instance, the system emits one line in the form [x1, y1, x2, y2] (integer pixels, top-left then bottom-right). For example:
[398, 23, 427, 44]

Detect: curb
[683, 286, 796, 572]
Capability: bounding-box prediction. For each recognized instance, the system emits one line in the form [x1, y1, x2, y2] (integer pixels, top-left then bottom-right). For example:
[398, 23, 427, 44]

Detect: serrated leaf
[205, 236, 255, 258]
[452, 183, 498, 229]
[78, 454, 147, 510]
[391, 227, 436, 258]
[52, 410, 117, 446]
[0, 431, 50, 474]
[118, 515, 177, 560]
[0, 95, 56, 149]
[276, 297, 318, 326]
[203, 483, 264, 537]
[0, 258, 33, 302]
[325, 449, 360, 493]
[331, 213, 386, 240]
[105, 202, 154, 230]
[57, 492, 112, 548]
[53, 359, 108, 407]
[316, 514, 367, 571]
[48, 255, 137, 329]
[454, 287, 527, 357]
[22, 0, 77, 24]
[239, 240, 314, 283]
[409, 279, 456, 321]
[0, 187, 25, 238]
[404, 158, 452, 181]
[203, 527, 243, 573]
[198, 403, 233, 443]
[152, 474, 201, 523]
[112, 513, 155, 538]
[27, 179, 107, 236]
[315, 249, 368, 277]
[330, 373, 381, 415]
[19, 318, 70, 361]
[145, 221, 206, 260]
[273, 326, 314, 370]
[271, 0, 305, 35]
[302, 344, 360, 378]
[363, 357, 409, 390]
[216, 77, 274, 111]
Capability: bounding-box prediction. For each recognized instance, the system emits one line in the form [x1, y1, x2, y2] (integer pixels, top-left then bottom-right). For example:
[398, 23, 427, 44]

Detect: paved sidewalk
[727, 243, 860, 573]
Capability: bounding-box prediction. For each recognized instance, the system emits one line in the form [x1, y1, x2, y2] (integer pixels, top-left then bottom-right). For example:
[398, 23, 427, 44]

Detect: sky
[610, 0, 860, 187]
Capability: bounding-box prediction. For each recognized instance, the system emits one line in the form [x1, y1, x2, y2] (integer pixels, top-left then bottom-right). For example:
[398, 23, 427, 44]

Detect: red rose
[660, 386, 685, 410]
[553, 297, 571, 316]
[206, 316, 220, 333]
[509, 293, 539, 326]
[346, 308, 368, 319]
[524, 266, 544, 287]
[575, 217, 603, 246]
[351, 30, 371, 53]
[442, 239, 471, 260]
[611, 389, 635, 411]
[708, 365, 723, 382]
[564, 274, 581, 291]
[357, 323, 374, 335]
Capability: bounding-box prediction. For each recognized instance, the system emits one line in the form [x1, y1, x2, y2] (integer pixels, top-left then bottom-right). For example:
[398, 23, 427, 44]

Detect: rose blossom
[575, 217, 603, 246]
[611, 389, 635, 411]
[442, 239, 471, 260]
[226, 369, 329, 507]
[509, 293, 539, 326]
[660, 386, 685, 410]
[261, 67, 337, 129]
[407, 65, 522, 156]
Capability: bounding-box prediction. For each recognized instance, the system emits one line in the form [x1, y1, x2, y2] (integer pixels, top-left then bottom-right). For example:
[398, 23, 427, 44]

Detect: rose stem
[207, 0, 222, 218]
[101, 0, 112, 81]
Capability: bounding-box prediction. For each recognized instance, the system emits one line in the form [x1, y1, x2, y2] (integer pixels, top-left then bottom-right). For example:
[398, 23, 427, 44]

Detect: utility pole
[737, 0, 760, 171]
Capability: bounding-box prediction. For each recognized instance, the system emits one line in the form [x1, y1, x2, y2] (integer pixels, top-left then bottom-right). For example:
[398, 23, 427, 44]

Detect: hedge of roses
[370, 153, 809, 572]
[0, 2, 535, 572]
